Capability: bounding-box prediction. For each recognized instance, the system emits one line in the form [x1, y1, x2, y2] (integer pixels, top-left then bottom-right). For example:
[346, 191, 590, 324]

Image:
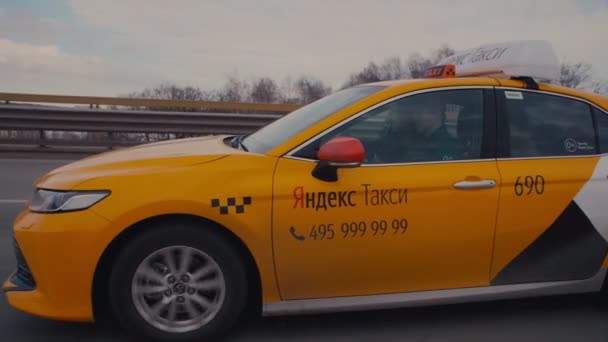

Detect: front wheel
[108, 222, 248, 341]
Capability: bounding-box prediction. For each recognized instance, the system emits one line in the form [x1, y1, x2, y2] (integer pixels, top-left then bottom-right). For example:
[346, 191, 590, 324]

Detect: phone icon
[289, 226, 305, 241]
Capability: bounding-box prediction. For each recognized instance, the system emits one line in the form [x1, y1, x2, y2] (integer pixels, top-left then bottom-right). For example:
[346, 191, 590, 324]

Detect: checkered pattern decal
[211, 196, 252, 215]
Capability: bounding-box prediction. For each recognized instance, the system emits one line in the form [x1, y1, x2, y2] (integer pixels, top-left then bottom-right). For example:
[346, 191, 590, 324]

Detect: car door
[272, 87, 502, 300]
[490, 87, 608, 285]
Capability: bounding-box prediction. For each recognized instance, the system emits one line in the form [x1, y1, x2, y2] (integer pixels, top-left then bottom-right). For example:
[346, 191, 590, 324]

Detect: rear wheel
[108, 222, 248, 341]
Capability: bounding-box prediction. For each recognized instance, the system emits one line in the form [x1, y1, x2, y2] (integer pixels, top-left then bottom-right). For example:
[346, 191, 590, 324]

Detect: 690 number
[514, 175, 545, 196]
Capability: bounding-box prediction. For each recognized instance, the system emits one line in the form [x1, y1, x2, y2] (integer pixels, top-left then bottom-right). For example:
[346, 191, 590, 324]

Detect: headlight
[29, 189, 110, 213]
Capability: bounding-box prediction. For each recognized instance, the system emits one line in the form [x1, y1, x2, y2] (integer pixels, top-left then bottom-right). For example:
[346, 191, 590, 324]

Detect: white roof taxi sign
[435, 40, 561, 84]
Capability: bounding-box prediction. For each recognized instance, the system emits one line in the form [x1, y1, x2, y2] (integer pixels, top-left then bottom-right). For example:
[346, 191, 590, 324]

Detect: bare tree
[432, 44, 456, 64]
[279, 76, 332, 104]
[341, 56, 410, 88]
[216, 77, 251, 103]
[560, 62, 592, 89]
[293, 76, 332, 104]
[404, 44, 456, 79]
[128, 82, 212, 102]
[406, 53, 434, 79]
[250, 77, 280, 103]
[278, 77, 300, 104]
[120, 83, 217, 141]
[378, 56, 408, 80]
[592, 81, 608, 95]
[342, 62, 383, 88]
[342, 44, 456, 86]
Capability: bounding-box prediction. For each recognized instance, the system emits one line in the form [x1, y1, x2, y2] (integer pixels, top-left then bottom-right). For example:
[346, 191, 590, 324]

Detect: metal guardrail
[0, 105, 283, 134]
[0, 104, 389, 153]
[0, 92, 300, 113]
[0, 92, 301, 153]
[0, 92, 392, 154]
[0, 104, 285, 151]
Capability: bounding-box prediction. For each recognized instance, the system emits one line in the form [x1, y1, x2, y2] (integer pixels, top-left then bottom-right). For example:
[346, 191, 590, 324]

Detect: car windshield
[242, 85, 386, 154]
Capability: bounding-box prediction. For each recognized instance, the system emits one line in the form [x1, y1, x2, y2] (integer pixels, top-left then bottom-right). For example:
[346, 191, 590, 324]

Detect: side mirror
[312, 136, 365, 182]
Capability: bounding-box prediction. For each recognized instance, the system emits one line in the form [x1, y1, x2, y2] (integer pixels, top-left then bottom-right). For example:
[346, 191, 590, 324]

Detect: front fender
[77, 155, 281, 303]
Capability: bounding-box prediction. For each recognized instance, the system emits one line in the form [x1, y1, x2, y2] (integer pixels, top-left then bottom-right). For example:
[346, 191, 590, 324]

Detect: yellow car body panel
[35, 135, 234, 189]
[78, 153, 282, 304]
[7, 209, 112, 321]
[272, 158, 501, 299]
[490, 157, 600, 279]
[6, 136, 283, 321]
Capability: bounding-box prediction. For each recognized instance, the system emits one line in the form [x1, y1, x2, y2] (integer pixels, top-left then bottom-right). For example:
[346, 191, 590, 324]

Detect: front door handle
[453, 179, 496, 189]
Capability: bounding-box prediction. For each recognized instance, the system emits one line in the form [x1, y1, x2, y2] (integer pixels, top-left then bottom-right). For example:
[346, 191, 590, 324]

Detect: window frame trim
[592, 106, 608, 154]
[283, 85, 496, 167]
[495, 86, 606, 160]
[481, 88, 498, 159]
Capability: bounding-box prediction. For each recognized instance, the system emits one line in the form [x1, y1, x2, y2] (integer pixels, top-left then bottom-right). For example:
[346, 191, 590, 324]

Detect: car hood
[35, 135, 241, 189]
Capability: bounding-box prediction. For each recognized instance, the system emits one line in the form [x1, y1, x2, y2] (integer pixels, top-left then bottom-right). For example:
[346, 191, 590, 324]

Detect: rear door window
[499, 90, 596, 158]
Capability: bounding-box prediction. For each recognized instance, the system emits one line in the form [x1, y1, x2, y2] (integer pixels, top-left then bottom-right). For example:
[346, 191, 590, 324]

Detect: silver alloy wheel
[131, 246, 226, 333]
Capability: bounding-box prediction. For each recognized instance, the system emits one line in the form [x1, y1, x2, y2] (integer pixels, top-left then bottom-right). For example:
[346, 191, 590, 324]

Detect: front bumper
[2, 209, 111, 322]
[5, 235, 36, 291]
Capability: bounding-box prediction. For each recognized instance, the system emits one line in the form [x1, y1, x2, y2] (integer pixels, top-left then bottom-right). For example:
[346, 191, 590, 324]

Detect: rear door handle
[453, 179, 496, 189]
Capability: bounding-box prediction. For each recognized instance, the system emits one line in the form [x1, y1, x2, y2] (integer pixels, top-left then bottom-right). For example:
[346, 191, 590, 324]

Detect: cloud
[0, 38, 161, 95]
[67, 0, 608, 88]
[0, 38, 101, 75]
[2, 0, 607, 96]
[0, 7, 67, 45]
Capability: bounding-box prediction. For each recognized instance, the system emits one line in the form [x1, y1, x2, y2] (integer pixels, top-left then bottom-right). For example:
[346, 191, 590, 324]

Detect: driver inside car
[372, 97, 463, 164]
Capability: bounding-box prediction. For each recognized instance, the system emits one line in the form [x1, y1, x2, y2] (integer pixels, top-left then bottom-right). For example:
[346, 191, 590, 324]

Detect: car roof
[360, 77, 608, 111]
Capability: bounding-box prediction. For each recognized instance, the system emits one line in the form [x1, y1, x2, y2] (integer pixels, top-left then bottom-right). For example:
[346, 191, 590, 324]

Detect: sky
[0, 0, 607, 96]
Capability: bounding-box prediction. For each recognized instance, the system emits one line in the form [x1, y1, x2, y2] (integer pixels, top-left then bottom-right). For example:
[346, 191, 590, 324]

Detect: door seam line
[488, 159, 503, 283]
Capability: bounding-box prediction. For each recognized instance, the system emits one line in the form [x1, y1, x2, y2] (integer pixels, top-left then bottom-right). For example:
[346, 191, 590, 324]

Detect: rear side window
[501, 90, 596, 158]
[594, 107, 608, 154]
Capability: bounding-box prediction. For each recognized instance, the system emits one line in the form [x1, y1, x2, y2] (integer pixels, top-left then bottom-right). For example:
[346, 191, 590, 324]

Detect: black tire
[108, 221, 248, 341]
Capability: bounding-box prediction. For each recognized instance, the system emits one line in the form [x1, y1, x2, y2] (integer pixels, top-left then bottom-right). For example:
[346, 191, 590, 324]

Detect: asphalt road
[2, 155, 608, 341]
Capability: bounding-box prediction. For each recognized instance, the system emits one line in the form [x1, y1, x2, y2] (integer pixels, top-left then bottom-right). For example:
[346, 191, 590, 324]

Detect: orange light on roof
[423, 64, 456, 79]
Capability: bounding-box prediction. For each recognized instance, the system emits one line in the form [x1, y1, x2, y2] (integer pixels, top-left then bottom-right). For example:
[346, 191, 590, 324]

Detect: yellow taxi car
[4, 40, 608, 341]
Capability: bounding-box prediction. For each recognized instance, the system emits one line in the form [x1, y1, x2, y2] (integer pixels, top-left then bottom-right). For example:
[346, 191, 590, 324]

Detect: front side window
[293, 89, 485, 164]
[501, 90, 596, 158]
[242, 85, 385, 154]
